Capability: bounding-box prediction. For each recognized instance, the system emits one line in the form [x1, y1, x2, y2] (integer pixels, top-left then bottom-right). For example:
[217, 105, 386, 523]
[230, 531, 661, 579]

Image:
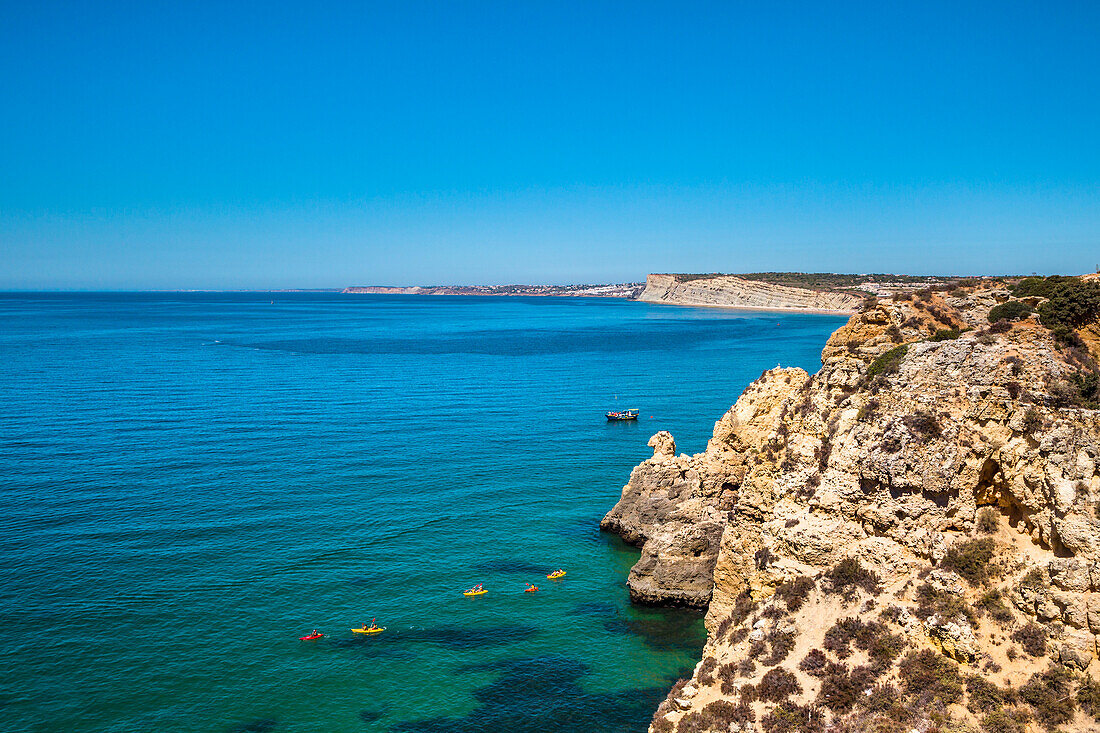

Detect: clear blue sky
[2, 1, 1098, 289]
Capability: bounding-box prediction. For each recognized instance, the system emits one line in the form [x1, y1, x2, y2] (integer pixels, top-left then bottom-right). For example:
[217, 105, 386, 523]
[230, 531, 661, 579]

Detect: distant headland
[343, 273, 964, 314]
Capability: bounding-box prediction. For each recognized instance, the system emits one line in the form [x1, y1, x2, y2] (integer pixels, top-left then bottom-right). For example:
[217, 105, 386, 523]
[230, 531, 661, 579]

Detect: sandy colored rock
[603, 281, 1100, 732]
[639, 274, 861, 313]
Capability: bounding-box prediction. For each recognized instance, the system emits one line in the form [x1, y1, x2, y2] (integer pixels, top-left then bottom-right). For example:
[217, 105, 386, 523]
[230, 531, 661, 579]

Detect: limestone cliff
[602, 278, 1100, 732]
[639, 274, 862, 313]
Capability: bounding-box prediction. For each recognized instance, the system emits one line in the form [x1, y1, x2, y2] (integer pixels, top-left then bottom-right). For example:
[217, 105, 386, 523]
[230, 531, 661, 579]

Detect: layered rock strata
[603, 281, 1100, 732]
[639, 274, 861, 313]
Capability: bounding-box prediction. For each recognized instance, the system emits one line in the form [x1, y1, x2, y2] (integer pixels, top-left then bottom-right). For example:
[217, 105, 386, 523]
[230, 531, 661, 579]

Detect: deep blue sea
[0, 293, 845, 732]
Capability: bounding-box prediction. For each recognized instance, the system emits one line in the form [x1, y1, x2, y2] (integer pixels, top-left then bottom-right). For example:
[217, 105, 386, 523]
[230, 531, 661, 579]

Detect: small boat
[351, 626, 385, 635]
[606, 409, 639, 421]
[464, 589, 487, 597]
[525, 584, 539, 593]
[299, 632, 324, 641]
[546, 570, 567, 580]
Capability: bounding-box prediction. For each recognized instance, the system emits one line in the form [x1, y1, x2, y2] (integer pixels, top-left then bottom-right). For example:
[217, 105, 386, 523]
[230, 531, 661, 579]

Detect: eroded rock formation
[603, 279, 1100, 732]
[639, 274, 862, 313]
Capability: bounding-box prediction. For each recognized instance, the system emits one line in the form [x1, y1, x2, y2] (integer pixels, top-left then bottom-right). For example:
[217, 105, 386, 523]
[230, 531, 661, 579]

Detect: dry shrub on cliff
[898, 649, 964, 705]
[1021, 407, 1044, 434]
[822, 618, 903, 672]
[902, 410, 942, 441]
[1018, 567, 1049, 593]
[865, 630, 906, 673]
[859, 682, 906, 719]
[914, 582, 977, 625]
[880, 604, 904, 624]
[714, 616, 732, 638]
[677, 700, 755, 733]
[824, 558, 882, 601]
[800, 649, 828, 676]
[758, 667, 802, 702]
[926, 304, 958, 325]
[774, 576, 815, 612]
[966, 674, 1015, 714]
[980, 706, 1031, 733]
[856, 398, 880, 422]
[762, 603, 786, 620]
[1020, 665, 1076, 730]
[823, 618, 864, 660]
[649, 711, 673, 733]
[1049, 374, 1100, 409]
[1010, 623, 1048, 657]
[696, 657, 717, 686]
[760, 701, 824, 733]
[716, 590, 755, 634]
[975, 588, 1014, 626]
[733, 589, 755, 622]
[820, 663, 877, 714]
[717, 662, 742, 695]
[1077, 675, 1100, 720]
[975, 507, 1000, 534]
[762, 628, 798, 666]
[939, 537, 996, 586]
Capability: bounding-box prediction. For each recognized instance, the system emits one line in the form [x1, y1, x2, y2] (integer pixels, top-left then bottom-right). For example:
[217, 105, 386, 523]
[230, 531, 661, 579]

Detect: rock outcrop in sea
[602, 277, 1100, 732]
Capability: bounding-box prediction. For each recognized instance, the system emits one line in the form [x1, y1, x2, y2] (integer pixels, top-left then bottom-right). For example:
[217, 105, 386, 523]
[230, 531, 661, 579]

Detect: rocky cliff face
[602, 280, 1100, 732]
[639, 274, 862, 313]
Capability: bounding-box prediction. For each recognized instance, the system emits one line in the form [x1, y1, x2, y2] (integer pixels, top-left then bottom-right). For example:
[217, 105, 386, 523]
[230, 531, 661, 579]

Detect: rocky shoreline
[602, 277, 1100, 732]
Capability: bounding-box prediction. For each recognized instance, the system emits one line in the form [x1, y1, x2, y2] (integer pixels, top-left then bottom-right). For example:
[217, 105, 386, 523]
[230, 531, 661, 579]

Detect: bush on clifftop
[987, 300, 1034, 323]
[1014, 275, 1100, 345]
[866, 344, 909, 379]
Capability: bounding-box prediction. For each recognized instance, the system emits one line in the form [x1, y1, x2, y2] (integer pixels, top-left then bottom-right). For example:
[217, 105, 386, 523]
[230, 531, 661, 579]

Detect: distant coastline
[342, 272, 961, 315]
[342, 283, 645, 298]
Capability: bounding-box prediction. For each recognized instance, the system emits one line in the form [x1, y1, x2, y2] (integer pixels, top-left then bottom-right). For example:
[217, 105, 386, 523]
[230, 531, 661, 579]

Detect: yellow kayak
[547, 571, 566, 580]
[464, 590, 487, 597]
[351, 627, 385, 634]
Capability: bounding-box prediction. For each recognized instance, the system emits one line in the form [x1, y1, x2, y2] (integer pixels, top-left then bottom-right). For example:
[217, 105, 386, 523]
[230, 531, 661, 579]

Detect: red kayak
[299, 632, 324, 641]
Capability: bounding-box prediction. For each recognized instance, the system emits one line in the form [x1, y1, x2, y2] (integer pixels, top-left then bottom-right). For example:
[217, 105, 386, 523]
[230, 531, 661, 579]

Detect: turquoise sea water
[0, 293, 845, 733]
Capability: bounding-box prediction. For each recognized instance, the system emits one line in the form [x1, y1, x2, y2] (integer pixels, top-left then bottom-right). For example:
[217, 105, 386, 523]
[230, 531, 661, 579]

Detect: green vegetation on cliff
[1013, 275, 1100, 345]
[668, 272, 953, 292]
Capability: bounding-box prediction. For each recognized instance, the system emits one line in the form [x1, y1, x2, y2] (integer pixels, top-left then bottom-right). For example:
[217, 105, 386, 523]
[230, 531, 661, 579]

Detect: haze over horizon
[3, 2, 1099, 290]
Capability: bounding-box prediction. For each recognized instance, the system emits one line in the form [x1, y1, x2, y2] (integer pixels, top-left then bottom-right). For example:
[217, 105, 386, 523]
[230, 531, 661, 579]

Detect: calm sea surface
[0, 293, 845, 732]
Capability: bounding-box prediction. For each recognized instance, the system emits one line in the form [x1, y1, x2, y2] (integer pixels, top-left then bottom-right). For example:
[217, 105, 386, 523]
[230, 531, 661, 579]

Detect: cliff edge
[639, 274, 863, 313]
[603, 276, 1100, 732]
